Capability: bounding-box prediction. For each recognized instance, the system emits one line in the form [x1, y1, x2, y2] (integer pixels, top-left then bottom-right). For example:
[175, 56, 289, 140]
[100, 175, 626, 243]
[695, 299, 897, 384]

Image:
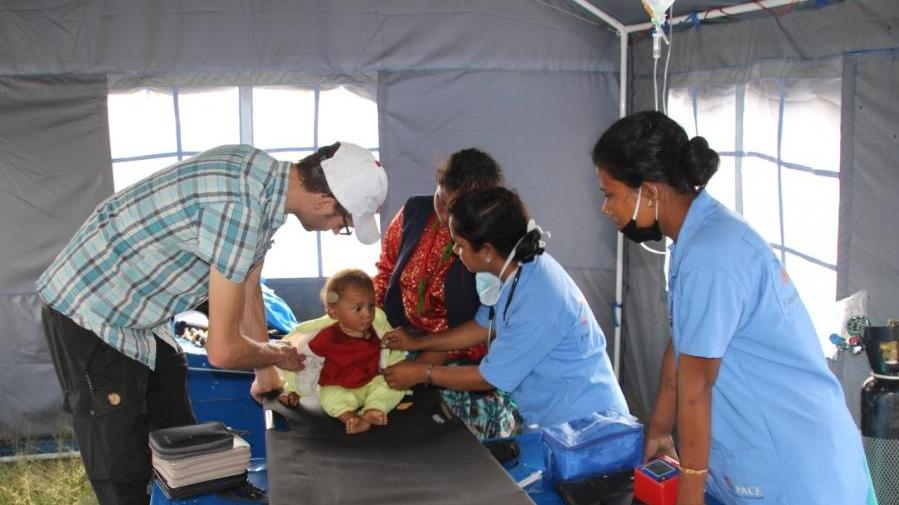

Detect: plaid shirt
[37, 145, 289, 369]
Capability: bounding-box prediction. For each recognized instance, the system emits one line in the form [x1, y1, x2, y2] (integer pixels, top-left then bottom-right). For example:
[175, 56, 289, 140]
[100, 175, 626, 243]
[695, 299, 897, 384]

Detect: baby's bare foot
[362, 409, 388, 426]
[338, 412, 371, 434]
[278, 391, 300, 408]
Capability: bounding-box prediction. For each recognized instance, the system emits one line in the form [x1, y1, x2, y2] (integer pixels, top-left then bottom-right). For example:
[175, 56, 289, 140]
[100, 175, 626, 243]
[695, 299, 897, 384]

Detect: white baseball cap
[321, 142, 388, 244]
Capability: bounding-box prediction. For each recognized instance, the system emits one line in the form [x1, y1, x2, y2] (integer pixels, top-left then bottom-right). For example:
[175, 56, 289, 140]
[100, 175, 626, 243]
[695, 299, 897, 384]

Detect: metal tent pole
[567, 0, 628, 378]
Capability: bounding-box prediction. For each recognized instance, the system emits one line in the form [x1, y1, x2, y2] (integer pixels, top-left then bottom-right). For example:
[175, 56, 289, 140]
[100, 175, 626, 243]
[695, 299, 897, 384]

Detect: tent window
[668, 77, 841, 352]
[107, 85, 381, 280]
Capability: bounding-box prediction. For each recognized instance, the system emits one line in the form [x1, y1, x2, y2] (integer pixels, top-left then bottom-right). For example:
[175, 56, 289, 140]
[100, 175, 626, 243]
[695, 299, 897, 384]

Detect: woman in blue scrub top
[382, 187, 629, 429]
[592, 111, 872, 505]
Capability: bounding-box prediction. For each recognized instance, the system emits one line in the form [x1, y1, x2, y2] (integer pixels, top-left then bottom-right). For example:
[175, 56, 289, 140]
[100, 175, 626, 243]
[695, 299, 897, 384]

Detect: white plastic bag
[289, 330, 325, 397]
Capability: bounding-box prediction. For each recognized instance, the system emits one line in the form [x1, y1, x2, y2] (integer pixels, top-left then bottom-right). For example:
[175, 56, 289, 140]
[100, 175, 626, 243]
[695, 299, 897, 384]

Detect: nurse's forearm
[431, 364, 494, 391]
[648, 341, 677, 436]
[675, 354, 719, 505]
[414, 351, 449, 365]
[420, 320, 489, 352]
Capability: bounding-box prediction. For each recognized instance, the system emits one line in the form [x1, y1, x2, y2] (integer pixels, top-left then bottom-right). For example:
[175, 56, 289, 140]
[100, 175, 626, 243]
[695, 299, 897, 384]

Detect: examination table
[151, 385, 537, 504]
[263, 386, 535, 505]
[150, 340, 673, 505]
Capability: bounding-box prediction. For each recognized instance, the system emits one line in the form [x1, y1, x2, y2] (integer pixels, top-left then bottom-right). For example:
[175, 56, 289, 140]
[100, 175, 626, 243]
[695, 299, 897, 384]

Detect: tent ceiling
[578, 0, 798, 26]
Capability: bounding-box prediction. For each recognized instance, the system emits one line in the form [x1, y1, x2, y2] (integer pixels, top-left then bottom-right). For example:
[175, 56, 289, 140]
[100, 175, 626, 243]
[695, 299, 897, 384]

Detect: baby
[280, 269, 405, 434]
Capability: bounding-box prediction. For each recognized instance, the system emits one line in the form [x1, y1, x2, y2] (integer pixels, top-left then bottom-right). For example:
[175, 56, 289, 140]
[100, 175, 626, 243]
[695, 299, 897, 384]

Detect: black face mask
[620, 187, 662, 243]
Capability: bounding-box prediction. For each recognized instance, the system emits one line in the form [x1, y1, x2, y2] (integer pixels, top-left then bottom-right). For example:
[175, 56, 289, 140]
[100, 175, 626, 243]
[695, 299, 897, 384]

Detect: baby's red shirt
[308, 324, 381, 388]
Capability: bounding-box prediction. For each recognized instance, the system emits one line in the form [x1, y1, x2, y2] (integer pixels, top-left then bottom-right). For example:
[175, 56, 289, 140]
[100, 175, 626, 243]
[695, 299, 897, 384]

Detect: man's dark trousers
[41, 305, 196, 505]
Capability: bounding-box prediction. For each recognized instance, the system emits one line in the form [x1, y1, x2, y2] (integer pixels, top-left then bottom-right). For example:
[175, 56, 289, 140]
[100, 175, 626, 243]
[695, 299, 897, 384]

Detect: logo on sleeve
[777, 267, 799, 309]
[724, 475, 765, 499]
[578, 297, 589, 326]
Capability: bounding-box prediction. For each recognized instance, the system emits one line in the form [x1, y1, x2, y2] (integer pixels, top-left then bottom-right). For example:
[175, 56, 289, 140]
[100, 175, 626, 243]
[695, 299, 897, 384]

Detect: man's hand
[250, 366, 284, 403]
[382, 328, 420, 351]
[382, 361, 426, 390]
[270, 341, 305, 371]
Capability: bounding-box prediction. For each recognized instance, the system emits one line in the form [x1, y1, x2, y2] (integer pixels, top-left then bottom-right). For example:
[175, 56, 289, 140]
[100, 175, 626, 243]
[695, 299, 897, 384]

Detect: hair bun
[516, 228, 546, 263]
[680, 136, 719, 189]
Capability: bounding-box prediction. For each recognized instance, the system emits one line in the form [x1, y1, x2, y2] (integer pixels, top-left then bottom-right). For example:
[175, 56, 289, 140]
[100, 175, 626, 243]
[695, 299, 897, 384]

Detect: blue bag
[541, 409, 643, 483]
[260, 281, 298, 334]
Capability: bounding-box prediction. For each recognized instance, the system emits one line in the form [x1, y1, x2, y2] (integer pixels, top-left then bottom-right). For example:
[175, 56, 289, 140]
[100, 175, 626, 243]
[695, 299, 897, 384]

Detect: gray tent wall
[624, 0, 899, 422]
[0, 1, 621, 439]
[0, 76, 114, 438]
[377, 68, 621, 331]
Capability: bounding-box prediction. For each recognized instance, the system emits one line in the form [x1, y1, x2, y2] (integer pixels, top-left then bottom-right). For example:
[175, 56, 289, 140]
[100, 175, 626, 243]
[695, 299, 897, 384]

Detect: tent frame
[567, 0, 811, 377]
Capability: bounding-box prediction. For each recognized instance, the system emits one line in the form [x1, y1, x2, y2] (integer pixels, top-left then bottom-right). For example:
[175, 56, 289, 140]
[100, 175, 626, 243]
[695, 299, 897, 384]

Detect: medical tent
[0, 0, 897, 440]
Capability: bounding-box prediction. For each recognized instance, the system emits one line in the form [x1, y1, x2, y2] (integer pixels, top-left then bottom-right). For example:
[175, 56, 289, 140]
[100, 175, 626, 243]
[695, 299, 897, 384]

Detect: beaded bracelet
[679, 466, 708, 476]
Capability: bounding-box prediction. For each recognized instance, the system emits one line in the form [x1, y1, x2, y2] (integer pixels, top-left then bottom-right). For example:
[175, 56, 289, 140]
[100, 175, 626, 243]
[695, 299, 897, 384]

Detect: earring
[648, 200, 654, 208]
[486, 256, 492, 263]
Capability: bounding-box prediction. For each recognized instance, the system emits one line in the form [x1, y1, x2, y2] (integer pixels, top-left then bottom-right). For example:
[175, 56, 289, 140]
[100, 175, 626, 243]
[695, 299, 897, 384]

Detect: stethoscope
[486, 266, 523, 347]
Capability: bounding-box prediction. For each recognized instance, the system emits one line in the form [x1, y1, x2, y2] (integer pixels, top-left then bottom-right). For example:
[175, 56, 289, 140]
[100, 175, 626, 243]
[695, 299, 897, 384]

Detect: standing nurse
[592, 111, 871, 505]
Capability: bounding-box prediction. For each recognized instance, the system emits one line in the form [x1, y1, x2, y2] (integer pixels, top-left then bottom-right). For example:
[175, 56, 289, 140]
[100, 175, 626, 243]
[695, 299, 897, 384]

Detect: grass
[0, 455, 96, 505]
[0, 434, 96, 505]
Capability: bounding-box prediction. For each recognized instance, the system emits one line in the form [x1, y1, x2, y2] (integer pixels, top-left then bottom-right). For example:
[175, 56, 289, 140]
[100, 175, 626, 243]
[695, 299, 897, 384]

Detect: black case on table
[149, 421, 234, 459]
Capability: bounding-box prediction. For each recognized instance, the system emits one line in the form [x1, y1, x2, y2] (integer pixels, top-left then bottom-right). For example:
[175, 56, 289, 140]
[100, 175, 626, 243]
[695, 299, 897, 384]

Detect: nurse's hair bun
[592, 110, 720, 194]
[679, 136, 719, 189]
[515, 220, 548, 264]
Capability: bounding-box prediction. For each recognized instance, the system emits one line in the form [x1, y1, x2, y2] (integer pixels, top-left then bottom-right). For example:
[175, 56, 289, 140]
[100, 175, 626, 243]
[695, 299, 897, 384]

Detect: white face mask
[474, 238, 522, 307]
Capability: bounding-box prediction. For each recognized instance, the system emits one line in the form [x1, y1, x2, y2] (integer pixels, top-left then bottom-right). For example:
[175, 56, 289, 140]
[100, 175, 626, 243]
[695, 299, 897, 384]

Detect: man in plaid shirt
[37, 142, 387, 504]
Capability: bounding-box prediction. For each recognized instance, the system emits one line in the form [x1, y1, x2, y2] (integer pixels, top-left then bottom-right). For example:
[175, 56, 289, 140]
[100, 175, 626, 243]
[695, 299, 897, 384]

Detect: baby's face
[331, 286, 376, 338]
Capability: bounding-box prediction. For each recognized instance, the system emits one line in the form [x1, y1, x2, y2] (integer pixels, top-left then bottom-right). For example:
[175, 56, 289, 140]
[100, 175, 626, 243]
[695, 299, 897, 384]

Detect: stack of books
[149, 421, 250, 500]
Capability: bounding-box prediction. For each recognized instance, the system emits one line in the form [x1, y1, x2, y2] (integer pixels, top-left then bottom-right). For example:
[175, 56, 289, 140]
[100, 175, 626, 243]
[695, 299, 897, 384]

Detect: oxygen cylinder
[861, 323, 899, 505]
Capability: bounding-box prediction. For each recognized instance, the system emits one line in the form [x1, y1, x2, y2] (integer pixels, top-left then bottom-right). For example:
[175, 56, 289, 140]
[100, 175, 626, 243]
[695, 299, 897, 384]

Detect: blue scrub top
[668, 190, 867, 504]
[475, 253, 628, 428]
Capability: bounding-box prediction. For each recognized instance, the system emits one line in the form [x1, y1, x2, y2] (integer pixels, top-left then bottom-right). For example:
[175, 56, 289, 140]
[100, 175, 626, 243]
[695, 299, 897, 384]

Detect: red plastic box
[633, 457, 679, 505]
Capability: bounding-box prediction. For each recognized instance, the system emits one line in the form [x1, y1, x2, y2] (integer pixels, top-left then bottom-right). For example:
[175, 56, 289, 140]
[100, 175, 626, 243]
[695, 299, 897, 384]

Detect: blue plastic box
[541, 410, 643, 483]
[181, 338, 266, 458]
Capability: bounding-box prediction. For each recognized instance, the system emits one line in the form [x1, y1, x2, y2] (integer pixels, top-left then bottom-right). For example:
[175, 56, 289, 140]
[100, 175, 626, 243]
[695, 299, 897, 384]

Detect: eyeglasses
[337, 212, 353, 236]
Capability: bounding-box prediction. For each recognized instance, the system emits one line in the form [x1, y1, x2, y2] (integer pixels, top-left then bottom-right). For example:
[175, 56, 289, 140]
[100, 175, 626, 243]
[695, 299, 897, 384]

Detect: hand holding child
[382, 328, 420, 351]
